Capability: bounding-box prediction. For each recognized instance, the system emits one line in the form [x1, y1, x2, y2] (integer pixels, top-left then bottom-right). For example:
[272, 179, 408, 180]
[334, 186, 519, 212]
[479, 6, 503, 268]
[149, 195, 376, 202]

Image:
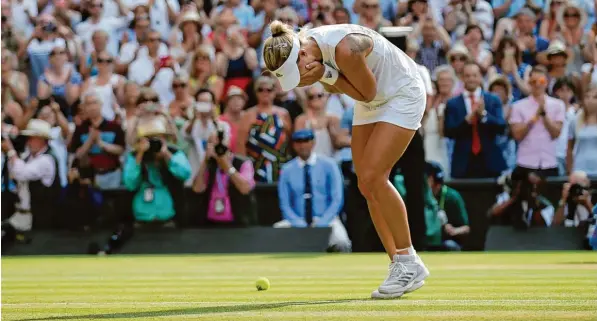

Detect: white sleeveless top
[89, 74, 123, 121]
[305, 24, 420, 107]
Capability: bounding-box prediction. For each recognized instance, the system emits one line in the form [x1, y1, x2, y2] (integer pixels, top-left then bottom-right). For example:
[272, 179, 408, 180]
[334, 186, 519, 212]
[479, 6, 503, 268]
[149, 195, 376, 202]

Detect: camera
[569, 184, 587, 199]
[148, 137, 163, 154]
[1, 15, 7, 23]
[213, 122, 228, 157]
[43, 22, 57, 33]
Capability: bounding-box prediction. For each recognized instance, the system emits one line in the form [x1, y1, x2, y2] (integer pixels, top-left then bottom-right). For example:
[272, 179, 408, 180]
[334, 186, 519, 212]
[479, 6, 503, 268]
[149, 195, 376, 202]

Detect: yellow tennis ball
[255, 277, 270, 291]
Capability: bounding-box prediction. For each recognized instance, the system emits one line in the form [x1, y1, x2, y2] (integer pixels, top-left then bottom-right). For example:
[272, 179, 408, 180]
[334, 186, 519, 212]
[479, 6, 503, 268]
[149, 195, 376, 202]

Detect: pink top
[205, 160, 255, 222]
[510, 95, 565, 169]
[218, 114, 239, 153]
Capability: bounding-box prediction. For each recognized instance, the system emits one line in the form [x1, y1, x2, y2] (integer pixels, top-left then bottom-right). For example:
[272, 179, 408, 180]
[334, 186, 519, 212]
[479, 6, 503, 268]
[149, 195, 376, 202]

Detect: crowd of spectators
[1, 0, 597, 250]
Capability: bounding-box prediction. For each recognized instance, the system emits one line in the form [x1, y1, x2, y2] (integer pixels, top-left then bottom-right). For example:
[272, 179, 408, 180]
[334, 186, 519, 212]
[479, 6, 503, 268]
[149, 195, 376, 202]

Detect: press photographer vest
[23, 147, 61, 229]
[203, 156, 257, 226]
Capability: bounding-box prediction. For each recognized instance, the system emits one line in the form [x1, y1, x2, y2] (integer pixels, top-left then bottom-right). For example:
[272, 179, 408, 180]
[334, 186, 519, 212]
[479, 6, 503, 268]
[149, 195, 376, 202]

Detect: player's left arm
[335, 34, 377, 102]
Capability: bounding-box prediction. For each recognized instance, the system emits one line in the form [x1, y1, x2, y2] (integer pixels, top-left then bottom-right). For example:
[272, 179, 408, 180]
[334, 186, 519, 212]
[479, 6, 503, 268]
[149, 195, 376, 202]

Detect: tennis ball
[255, 277, 270, 291]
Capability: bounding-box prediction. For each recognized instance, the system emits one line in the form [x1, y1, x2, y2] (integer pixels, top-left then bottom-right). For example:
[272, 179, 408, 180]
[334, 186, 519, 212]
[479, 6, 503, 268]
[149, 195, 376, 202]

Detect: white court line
[3, 300, 596, 307]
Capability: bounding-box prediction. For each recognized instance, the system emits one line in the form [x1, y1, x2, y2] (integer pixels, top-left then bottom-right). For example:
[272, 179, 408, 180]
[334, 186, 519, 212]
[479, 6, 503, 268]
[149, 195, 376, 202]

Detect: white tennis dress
[305, 25, 426, 130]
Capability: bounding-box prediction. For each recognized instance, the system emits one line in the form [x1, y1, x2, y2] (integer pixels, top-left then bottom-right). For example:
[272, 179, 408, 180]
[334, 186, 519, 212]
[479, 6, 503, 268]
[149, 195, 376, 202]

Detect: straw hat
[546, 40, 568, 57]
[446, 44, 471, 62]
[226, 86, 248, 101]
[20, 119, 51, 139]
[137, 118, 170, 138]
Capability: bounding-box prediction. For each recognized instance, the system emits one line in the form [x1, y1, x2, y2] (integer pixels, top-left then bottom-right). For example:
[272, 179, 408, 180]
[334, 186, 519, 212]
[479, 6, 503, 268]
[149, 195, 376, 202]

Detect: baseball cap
[270, 34, 301, 92]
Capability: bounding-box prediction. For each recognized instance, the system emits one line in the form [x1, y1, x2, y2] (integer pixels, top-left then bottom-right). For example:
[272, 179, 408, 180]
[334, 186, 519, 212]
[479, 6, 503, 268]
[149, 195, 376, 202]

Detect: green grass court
[2, 252, 596, 320]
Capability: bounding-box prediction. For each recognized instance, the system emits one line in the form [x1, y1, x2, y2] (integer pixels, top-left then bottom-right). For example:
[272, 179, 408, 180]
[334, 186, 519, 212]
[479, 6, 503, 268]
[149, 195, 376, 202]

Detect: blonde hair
[263, 21, 297, 71]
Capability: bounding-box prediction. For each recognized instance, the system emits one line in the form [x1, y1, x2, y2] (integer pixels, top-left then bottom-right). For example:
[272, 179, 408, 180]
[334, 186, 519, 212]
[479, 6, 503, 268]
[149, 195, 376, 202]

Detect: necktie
[304, 164, 313, 226]
[469, 93, 481, 155]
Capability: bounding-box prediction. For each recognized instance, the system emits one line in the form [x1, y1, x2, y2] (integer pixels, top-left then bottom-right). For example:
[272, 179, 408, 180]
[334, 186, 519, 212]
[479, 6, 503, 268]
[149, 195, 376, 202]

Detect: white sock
[396, 246, 416, 256]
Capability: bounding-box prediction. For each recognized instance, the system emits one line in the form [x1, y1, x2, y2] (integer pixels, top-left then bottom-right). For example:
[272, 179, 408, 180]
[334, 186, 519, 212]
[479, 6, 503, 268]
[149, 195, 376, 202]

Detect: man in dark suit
[444, 63, 507, 179]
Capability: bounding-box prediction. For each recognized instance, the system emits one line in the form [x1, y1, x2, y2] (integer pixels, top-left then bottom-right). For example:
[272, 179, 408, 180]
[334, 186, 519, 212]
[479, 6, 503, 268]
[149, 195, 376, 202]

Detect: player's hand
[299, 61, 325, 87]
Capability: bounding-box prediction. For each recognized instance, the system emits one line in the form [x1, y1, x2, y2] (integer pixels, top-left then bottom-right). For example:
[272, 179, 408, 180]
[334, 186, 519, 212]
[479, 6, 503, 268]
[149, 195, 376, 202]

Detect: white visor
[271, 35, 301, 92]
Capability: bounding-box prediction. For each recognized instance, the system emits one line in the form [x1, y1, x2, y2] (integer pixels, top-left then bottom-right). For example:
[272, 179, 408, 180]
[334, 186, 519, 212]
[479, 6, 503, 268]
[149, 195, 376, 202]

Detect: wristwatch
[227, 167, 237, 176]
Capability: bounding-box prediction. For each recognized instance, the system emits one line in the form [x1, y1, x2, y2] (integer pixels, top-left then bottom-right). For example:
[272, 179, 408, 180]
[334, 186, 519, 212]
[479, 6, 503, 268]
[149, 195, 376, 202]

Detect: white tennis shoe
[371, 254, 429, 299]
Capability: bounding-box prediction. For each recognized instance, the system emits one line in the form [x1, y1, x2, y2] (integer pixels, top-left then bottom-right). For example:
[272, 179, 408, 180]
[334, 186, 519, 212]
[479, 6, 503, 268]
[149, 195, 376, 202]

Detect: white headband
[268, 34, 301, 92]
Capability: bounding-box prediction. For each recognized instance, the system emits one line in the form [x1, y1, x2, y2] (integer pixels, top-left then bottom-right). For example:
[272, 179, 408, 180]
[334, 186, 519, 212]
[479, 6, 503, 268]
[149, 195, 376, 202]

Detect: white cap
[270, 34, 301, 92]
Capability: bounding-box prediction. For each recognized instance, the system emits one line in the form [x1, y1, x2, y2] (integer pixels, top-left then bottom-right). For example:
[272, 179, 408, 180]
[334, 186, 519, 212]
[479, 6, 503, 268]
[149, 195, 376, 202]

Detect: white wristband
[227, 167, 237, 176]
[320, 64, 339, 85]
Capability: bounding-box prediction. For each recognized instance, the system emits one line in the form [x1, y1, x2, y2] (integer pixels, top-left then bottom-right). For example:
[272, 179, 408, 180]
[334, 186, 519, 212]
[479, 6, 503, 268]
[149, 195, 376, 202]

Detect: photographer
[192, 121, 257, 226]
[554, 171, 595, 229]
[123, 118, 191, 226]
[489, 169, 555, 229]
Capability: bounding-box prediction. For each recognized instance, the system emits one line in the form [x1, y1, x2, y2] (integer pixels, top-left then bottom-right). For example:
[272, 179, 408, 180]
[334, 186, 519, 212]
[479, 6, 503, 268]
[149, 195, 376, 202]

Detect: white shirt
[118, 42, 169, 65]
[9, 147, 57, 211]
[297, 153, 317, 167]
[75, 15, 131, 56]
[136, 0, 180, 40]
[49, 127, 68, 187]
[10, 0, 37, 38]
[463, 87, 482, 115]
[128, 55, 178, 106]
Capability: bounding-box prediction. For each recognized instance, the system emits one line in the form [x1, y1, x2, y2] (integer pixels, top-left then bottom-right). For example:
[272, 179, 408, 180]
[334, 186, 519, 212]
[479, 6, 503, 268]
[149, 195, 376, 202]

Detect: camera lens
[1, 15, 7, 23]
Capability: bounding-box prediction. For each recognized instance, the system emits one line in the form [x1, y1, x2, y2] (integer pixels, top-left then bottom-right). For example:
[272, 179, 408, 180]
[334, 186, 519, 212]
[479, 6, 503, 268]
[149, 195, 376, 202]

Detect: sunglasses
[173, 83, 187, 88]
[149, 37, 161, 42]
[563, 12, 580, 18]
[138, 97, 160, 104]
[97, 57, 113, 63]
[361, 3, 378, 9]
[294, 138, 312, 143]
[319, 5, 332, 10]
[49, 50, 65, 56]
[450, 56, 467, 62]
[308, 93, 325, 100]
[257, 87, 274, 93]
[529, 77, 547, 86]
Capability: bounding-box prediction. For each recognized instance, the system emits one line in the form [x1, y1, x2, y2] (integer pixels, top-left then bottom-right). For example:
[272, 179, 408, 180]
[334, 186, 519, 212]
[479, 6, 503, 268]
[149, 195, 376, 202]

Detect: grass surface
[2, 252, 597, 320]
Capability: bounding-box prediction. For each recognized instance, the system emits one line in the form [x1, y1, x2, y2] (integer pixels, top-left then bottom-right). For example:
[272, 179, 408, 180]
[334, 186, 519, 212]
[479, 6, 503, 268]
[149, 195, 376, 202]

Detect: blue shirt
[522, 37, 549, 66]
[278, 154, 344, 227]
[492, 0, 544, 18]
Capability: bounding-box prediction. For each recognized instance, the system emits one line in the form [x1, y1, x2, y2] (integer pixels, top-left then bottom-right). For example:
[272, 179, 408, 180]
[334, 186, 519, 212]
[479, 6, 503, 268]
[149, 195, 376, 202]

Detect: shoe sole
[371, 280, 425, 299]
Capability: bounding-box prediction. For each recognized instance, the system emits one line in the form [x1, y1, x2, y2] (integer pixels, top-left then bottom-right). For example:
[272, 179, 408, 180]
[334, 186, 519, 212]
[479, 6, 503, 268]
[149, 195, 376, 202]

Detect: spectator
[273, 79, 305, 124]
[69, 91, 126, 189]
[567, 86, 597, 176]
[294, 83, 350, 158]
[237, 76, 291, 183]
[74, 0, 130, 56]
[37, 44, 83, 116]
[460, 24, 493, 74]
[123, 118, 191, 226]
[545, 41, 580, 95]
[488, 74, 517, 170]
[554, 171, 595, 227]
[79, 30, 109, 78]
[128, 30, 178, 106]
[552, 77, 579, 175]
[444, 0, 494, 41]
[357, 0, 392, 31]
[118, 15, 169, 72]
[122, 81, 141, 128]
[489, 169, 554, 228]
[275, 129, 351, 252]
[192, 121, 257, 226]
[396, 0, 431, 28]
[211, 0, 255, 29]
[410, 16, 451, 74]
[169, 11, 206, 67]
[1, 119, 59, 232]
[555, 1, 587, 74]
[446, 45, 472, 95]
[1, 51, 29, 107]
[168, 73, 195, 129]
[219, 86, 248, 154]
[487, 36, 531, 102]
[424, 65, 454, 178]
[539, 0, 565, 41]
[216, 24, 258, 97]
[34, 101, 70, 187]
[248, 0, 281, 66]
[188, 46, 224, 104]
[20, 14, 66, 97]
[145, 0, 181, 41]
[444, 63, 507, 178]
[426, 161, 470, 251]
[81, 51, 125, 121]
[580, 36, 597, 92]
[62, 156, 103, 230]
[333, 7, 351, 24]
[505, 8, 550, 66]
[510, 66, 565, 177]
[306, 0, 336, 28]
[183, 89, 228, 175]
[7, 0, 37, 39]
